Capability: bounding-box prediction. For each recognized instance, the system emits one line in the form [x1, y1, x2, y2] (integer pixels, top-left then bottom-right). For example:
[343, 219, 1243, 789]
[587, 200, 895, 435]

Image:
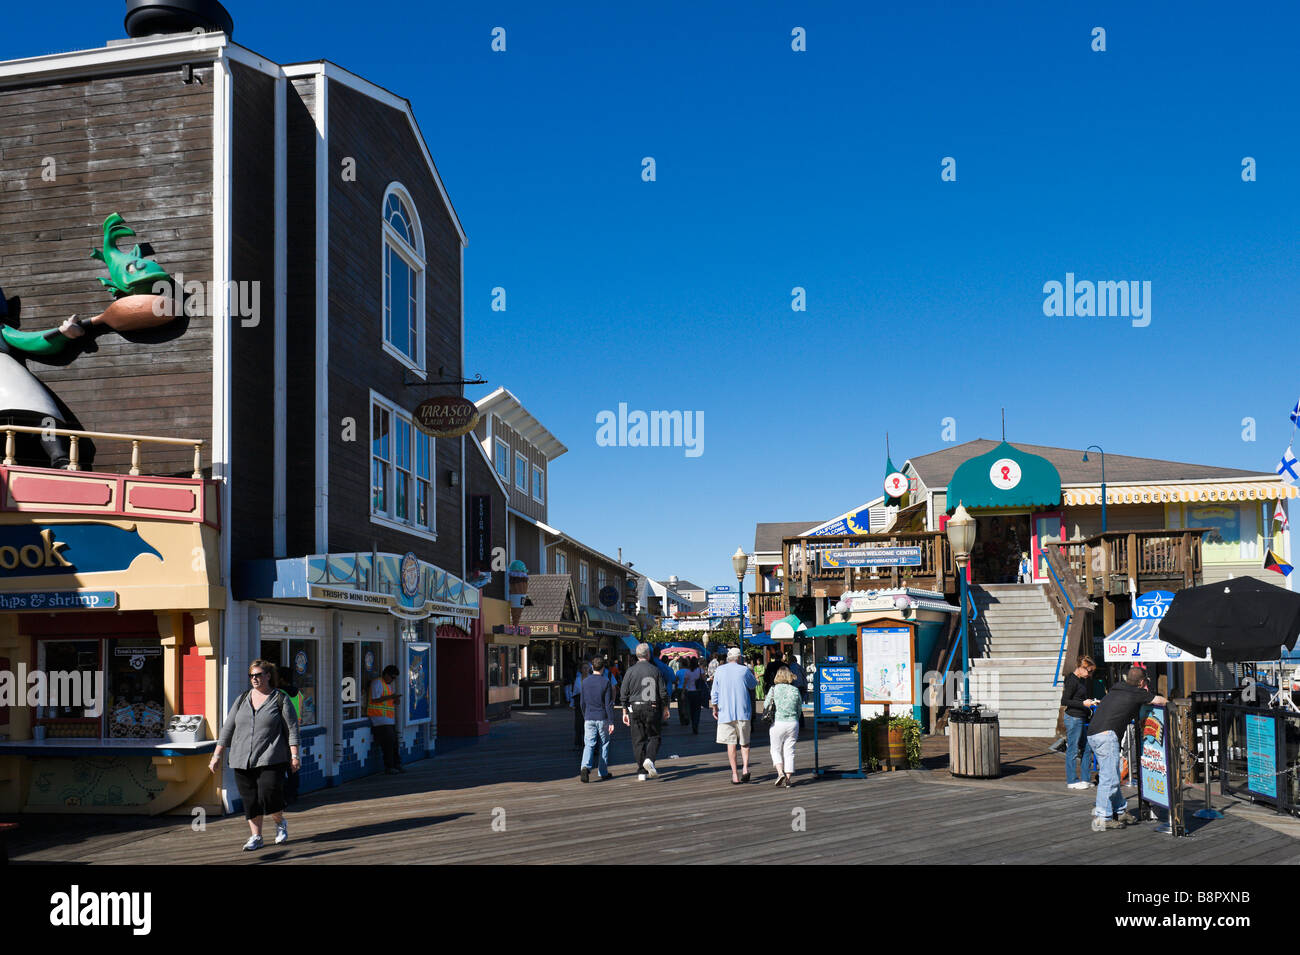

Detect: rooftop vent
[124, 0, 234, 38]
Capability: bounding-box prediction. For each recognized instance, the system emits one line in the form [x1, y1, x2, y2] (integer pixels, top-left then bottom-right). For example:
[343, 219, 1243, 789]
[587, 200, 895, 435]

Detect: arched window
[382, 184, 425, 371]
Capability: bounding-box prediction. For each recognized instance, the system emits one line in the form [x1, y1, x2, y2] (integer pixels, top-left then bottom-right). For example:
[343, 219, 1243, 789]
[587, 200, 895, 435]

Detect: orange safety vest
[366, 678, 395, 720]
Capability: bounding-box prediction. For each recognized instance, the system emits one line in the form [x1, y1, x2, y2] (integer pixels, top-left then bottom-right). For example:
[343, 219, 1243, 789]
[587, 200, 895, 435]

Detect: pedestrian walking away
[619, 643, 669, 780]
[209, 659, 301, 851]
[1061, 655, 1098, 790]
[368, 665, 405, 774]
[1085, 665, 1166, 831]
[711, 647, 757, 784]
[681, 656, 705, 734]
[766, 665, 802, 787]
[579, 655, 617, 782]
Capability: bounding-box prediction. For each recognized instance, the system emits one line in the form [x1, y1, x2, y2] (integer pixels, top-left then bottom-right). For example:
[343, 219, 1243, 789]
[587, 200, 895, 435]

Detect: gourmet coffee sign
[413, 396, 480, 438]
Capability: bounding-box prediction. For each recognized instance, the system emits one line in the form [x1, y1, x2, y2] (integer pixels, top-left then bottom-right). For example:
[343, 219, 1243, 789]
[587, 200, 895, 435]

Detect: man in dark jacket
[619, 642, 669, 780]
[1085, 666, 1167, 831]
[579, 656, 617, 782]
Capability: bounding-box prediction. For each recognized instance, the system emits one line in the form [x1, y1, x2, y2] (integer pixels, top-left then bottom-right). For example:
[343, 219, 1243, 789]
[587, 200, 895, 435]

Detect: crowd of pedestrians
[572, 642, 807, 787]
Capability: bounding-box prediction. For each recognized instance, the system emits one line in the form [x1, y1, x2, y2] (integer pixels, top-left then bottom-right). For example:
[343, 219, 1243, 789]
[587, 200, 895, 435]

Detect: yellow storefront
[0, 469, 223, 814]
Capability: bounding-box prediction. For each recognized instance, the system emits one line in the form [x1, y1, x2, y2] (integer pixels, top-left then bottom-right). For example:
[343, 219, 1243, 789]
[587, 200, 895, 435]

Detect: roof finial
[1001, 408, 1006, 442]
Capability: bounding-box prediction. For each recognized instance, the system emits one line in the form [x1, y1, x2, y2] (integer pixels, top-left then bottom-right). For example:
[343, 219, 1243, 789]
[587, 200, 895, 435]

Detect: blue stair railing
[1042, 554, 1075, 687]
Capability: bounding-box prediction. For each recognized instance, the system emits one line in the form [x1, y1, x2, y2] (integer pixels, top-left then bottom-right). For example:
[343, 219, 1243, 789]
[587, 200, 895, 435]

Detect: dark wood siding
[490, 415, 548, 522]
[466, 444, 506, 601]
[324, 80, 463, 573]
[0, 64, 215, 476]
[228, 63, 277, 563]
[283, 76, 317, 556]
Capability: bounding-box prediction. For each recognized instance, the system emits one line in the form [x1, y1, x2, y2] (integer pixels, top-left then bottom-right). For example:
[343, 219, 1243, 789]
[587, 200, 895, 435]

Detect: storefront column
[155, 610, 185, 724]
[0, 615, 28, 813]
[192, 611, 219, 734]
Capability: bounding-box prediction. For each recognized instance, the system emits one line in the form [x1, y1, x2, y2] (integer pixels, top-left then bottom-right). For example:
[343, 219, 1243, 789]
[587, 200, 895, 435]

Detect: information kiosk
[814, 655, 864, 778]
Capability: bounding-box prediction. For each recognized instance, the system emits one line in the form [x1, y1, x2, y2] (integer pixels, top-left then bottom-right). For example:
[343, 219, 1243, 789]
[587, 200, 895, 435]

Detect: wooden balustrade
[1, 424, 204, 478]
[1061, 529, 1206, 597]
[749, 592, 789, 631]
[782, 532, 955, 597]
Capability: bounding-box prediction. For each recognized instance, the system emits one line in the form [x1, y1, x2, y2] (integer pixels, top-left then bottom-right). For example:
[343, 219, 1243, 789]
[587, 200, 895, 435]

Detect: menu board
[859, 625, 914, 705]
[1138, 704, 1170, 809]
[1245, 712, 1278, 799]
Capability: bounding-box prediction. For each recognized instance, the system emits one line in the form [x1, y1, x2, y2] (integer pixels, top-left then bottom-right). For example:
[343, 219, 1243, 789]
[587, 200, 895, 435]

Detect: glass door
[1031, 511, 1065, 582]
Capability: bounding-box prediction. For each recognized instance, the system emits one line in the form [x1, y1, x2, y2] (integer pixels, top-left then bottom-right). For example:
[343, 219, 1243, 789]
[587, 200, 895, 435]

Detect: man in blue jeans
[578, 656, 617, 783]
[1085, 666, 1166, 831]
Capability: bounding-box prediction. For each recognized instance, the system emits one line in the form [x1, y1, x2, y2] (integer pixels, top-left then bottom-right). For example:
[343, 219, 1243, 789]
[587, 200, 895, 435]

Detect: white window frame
[579, 561, 590, 605]
[515, 452, 528, 492]
[494, 439, 510, 481]
[380, 183, 426, 377]
[370, 390, 437, 541]
[532, 465, 545, 503]
[555, 551, 567, 575]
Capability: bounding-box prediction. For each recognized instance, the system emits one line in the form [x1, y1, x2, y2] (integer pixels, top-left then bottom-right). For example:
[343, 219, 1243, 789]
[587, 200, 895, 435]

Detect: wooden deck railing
[1, 424, 204, 478]
[749, 591, 789, 631]
[783, 531, 955, 598]
[1061, 529, 1206, 597]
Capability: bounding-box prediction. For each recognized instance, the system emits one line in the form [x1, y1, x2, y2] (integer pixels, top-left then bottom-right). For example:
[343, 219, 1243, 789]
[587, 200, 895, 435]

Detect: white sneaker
[1067, 781, 1090, 790]
[242, 834, 263, 851]
[275, 820, 288, 844]
[637, 773, 647, 781]
[642, 759, 659, 778]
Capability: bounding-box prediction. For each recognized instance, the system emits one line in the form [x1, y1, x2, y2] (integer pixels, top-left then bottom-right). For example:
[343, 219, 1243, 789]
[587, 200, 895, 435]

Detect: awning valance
[946, 441, 1062, 512]
[1064, 481, 1299, 507]
[803, 622, 858, 637]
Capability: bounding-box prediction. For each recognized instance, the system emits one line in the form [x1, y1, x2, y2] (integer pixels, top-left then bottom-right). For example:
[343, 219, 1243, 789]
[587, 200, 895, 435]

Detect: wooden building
[0, 12, 480, 812]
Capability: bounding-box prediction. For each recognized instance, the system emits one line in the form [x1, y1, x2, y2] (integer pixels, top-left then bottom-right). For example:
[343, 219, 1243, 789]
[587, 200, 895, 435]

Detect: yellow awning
[1062, 481, 1298, 507]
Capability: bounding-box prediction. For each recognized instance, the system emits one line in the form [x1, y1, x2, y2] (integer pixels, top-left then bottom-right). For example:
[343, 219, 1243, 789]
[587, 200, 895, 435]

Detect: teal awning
[803, 622, 858, 637]
[946, 440, 1061, 511]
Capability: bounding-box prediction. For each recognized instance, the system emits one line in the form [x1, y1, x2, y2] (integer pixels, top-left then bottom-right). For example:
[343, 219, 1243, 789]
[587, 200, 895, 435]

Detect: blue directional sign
[818, 663, 857, 715]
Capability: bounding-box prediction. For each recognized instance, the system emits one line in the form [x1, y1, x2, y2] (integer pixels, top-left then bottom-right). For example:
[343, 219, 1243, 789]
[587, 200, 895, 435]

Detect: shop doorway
[971, 513, 1031, 584]
[1031, 510, 1065, 582]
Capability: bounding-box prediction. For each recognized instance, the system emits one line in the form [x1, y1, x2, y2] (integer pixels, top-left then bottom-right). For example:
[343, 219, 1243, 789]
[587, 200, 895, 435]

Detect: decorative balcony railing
[1, 423, 204, 478]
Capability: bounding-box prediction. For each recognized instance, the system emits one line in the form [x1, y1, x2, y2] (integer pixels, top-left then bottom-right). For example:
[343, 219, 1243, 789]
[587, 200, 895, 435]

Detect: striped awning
[1062, 481, 1299, 507]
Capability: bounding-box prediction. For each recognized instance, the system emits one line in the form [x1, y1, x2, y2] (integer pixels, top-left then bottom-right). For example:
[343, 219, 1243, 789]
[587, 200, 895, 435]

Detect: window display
[107, 640, 164, 739]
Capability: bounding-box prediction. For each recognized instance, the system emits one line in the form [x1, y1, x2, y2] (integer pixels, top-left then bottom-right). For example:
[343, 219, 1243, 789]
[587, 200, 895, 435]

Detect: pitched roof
[476, 388, 568, 460]
[518, 574, 578, 623]
[754, 522, 821, 553]
[907, 439, 1266, 488]
[658, 578, 705, 593]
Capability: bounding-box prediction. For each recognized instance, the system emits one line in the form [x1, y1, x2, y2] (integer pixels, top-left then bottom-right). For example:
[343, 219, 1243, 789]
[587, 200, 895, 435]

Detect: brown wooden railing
[1063, 529, 1206, 597]
[783, 531, 955, 598]
[749, 592, 788, 631]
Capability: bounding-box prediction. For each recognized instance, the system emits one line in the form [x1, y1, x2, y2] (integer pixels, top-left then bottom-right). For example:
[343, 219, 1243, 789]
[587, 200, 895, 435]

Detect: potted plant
[860, 713, 923, 770]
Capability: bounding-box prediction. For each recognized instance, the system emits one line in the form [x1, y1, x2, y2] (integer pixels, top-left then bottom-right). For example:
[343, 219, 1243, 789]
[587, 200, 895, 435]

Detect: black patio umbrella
[1158, 577, 1300, 663]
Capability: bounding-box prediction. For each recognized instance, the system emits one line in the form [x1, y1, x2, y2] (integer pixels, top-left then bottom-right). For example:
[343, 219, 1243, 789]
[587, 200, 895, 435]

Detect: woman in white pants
[767, 666, 802, 787]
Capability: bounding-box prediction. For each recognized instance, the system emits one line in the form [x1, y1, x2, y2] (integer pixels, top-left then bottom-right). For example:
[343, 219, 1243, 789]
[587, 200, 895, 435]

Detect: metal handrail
[0, 424, 204, 479]
[941, 588, 979, 676]
[1042, 552, 1075, 687]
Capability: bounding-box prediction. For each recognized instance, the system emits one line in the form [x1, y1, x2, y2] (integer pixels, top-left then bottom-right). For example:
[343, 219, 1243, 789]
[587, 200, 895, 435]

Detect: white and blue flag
[1279, 445, 1299, 485]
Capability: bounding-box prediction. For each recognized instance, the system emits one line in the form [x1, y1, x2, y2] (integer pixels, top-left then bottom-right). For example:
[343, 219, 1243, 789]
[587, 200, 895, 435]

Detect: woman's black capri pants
[233, 764, 288, 819]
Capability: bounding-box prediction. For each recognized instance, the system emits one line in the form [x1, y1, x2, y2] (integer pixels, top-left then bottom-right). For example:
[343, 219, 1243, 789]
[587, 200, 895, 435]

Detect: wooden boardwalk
[7, 707, 1300, 865]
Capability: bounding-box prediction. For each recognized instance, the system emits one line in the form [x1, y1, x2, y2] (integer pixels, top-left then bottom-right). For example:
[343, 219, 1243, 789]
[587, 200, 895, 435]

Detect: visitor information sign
[817, 658, 857, 716]
[1245, 712, 1278, 799]
[1138, 704, 1171, 809]
[860, 625, 914, 705]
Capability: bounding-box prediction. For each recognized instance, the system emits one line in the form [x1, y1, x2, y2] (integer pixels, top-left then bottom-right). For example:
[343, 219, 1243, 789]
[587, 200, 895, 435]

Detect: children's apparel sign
[860, 626, 913, 704]
[1138, 704, 1170, 809]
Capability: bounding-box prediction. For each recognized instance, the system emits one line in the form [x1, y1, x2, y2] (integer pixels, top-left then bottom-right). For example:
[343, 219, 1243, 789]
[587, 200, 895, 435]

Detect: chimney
[124, 0, 235, 39]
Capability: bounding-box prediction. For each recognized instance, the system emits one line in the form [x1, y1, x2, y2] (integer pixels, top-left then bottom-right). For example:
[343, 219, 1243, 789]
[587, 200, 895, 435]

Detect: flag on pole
[1265, 548, 1294, 577]
[1275, 501, 1291, 531]
[1291, 397, 1300, 426]
[1278, 445, 1299, 485]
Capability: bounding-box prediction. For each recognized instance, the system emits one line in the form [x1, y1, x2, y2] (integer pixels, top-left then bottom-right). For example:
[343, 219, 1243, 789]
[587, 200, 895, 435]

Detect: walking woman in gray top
[209, 659, 301, 851]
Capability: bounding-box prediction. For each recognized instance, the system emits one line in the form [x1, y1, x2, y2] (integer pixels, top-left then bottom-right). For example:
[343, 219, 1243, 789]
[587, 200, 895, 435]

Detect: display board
[1245, 711, 1278, 799]
[816, 658, 857, 717]
[405, 642, 431, 726]
[1138, 704, 1171, 809]
[857, 620, 915, 706]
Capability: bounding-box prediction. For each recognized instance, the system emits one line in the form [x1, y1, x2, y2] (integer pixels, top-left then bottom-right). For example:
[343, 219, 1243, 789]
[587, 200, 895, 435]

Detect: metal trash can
[949, 707, 1001, 778]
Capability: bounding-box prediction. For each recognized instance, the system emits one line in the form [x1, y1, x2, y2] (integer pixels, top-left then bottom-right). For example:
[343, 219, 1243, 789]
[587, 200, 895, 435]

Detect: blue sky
[13, 2, 1300, 590]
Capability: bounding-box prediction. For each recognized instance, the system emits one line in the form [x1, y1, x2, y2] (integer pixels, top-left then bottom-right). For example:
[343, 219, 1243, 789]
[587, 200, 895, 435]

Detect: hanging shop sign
[599, 585, 619, 608]
[413, 396, 480, 438]
[820, 546, 921, 569]
[0, 590, 117, 610]
[526, 622, 582, 637]
[884, 472, 908, 498]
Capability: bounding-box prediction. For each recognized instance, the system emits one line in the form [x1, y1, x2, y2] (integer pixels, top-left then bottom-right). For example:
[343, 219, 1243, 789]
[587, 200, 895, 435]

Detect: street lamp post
[1083, 445, 1106, 534]
[945, 503, 977, 709]
[731, 547, 748, 659]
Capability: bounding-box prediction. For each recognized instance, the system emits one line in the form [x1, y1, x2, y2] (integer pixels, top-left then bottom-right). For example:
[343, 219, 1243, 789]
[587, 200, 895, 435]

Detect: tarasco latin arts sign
[413, 396, 479, 438]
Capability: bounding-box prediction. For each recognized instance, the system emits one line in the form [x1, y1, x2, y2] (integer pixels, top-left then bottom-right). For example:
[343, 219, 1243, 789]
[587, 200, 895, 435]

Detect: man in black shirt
[1085, 666, 1167, 831]
[619, 642, 669, 780]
